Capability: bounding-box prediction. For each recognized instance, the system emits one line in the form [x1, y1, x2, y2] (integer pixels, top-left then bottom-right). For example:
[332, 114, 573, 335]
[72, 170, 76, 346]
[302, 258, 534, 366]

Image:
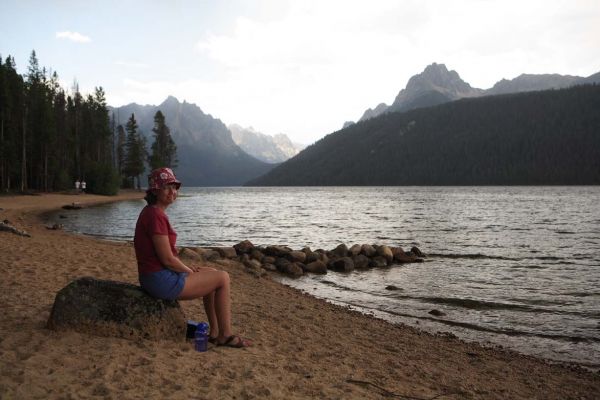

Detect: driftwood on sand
[0, 220, 31, 237]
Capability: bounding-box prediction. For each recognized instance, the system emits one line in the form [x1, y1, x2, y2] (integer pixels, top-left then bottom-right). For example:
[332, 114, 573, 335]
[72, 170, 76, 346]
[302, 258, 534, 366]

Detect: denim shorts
[139, 269, 188, 300]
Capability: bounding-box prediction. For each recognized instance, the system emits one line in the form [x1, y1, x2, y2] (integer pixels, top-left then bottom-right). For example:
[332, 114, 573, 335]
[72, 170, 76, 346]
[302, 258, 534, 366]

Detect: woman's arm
[152, 234, 195, 273]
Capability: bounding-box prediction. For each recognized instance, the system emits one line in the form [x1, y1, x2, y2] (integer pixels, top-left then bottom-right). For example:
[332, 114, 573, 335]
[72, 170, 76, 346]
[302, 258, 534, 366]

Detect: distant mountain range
[110, 97, 275, 186]
[248, 84, 600, 186]
[109, 62, 600, 187]
[228, 124, 305, 163]
[357, 63, 600, 123]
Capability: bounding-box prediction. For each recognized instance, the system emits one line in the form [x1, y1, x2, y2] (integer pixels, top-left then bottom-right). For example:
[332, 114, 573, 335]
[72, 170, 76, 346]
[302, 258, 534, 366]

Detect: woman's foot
[217, 335, 252, 348]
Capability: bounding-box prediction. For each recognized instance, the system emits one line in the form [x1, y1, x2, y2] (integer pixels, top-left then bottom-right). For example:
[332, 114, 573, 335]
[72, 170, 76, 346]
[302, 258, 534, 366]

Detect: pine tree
[116, 124, 126, 175]
[1, 55, 25, 191]
[71, 81, 83, 182]
[148, 110, 177, 170]
[124, 113, 146, 189]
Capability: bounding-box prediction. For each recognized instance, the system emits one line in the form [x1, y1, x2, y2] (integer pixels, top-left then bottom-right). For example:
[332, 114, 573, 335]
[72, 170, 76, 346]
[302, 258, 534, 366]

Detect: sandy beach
[0, 192, 599, 399]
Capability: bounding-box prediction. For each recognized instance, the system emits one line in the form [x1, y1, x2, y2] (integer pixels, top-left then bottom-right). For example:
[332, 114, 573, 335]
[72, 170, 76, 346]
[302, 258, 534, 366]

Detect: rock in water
[331, 257, 355, 272]
[376, 245, 394, 264]
[332, 243, 349, 257]
[47, 277, 186, 341]
[304, 260, 328, 274]
[234, 240, 254, 254]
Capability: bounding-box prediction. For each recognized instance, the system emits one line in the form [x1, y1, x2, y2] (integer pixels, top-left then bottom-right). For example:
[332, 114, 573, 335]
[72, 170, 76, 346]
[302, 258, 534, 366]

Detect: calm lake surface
[48, 186, 600, 369]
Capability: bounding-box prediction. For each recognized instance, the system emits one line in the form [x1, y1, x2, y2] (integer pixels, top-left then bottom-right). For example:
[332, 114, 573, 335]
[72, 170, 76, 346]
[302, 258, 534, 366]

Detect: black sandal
[217, 335, 251, 348]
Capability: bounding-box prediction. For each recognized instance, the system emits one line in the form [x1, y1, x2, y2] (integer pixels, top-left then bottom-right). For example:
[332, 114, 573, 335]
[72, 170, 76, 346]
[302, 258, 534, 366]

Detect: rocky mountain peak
[228, 124, 304, 164]
[359, 63, 483, 121]
[404, 62, 478, 97]
[164, 95, 179, 103]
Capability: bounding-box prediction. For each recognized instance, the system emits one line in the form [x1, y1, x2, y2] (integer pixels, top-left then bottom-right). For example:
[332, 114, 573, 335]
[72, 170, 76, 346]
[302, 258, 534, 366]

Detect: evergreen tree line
[0, 51, 177, 194]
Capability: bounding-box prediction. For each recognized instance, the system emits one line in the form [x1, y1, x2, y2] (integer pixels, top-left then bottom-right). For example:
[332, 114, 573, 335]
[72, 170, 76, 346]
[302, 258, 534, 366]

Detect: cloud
[188, 0, 600, 144]
[115, 60, 150, 69]
[191, 1, 433, 141]
[56, 31, 91, 43]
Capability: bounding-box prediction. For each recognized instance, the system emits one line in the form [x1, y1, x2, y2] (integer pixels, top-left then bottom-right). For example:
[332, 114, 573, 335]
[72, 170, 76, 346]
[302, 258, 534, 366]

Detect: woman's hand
[152, 234, 194, 274]
[189, 264, 204, 272]
[189, 265, 217, 273]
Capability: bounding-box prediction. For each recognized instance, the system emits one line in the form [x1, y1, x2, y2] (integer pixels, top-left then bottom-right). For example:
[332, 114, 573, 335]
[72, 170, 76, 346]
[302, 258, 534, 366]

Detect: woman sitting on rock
[134, 167, 251, 348]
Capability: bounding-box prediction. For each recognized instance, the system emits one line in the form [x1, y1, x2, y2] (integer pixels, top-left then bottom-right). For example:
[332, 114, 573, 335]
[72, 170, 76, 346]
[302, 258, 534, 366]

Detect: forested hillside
[248, 85, 600, 186]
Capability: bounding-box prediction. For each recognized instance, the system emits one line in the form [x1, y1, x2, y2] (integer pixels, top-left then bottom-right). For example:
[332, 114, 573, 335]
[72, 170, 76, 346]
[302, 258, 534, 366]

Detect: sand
[0, 191, 599, 400]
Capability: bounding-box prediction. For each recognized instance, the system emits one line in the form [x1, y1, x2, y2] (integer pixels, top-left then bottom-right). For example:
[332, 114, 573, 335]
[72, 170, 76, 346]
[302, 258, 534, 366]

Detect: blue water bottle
[194, 322, 209, 352]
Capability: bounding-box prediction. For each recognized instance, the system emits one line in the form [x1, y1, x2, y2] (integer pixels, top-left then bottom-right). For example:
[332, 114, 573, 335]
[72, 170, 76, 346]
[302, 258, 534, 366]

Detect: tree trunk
[75, 107, 80, 181]
[21, 107, 27, 192]
[44, 150, 48, 192]
[0, 117, 4, 192]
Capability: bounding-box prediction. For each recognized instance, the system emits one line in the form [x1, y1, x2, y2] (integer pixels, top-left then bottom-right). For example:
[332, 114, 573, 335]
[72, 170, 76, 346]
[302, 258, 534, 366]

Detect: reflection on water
[48, 186, 600, 368]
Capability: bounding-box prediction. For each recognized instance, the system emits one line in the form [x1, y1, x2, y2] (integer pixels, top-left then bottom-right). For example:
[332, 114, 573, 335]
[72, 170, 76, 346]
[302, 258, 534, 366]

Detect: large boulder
[241, 258, 267, 278]
[332, 243, 349, 258]
[348, 244, 362, 256]
[393, 247, 422, 263]
[288, 251, 307, 263]
[369, 256, 389, 268]
[411, 246, 426, 257]
[47, 277, 186, 341]
[391, 246, 406, 260]
[194, 247, 221, 261]
[361, 244, 376, 257]
[262, 255, 276, 264]
[262, 263, 277, 272]
[234, 240, 255, 255]
[250, 249, 265, 261]
[376, 245, 394, 264]
[304, 260, 328, 274]
[211, 246, 237, 259]
[302, 248, 319, 263]
[243, 257, 262, 270]
[275, 257, 292, 270]
[352, 254, 371, 269]
[276, 260, 303, 278]
[331, 257, 355, 272]
[265, 245, 293, 258]
[315, 250, 329, 265]
[179, 247, 203, 261]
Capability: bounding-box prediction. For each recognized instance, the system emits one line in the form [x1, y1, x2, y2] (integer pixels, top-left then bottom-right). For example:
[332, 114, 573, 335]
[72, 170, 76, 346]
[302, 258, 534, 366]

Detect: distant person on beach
[75, 180, 80, 193]
[81, 181, 86, 193]
[134, 167, 251, 348]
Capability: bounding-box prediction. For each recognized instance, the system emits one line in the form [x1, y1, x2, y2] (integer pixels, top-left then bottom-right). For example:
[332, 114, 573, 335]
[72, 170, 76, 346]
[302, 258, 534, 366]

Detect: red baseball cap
[147, 167, 181, 191]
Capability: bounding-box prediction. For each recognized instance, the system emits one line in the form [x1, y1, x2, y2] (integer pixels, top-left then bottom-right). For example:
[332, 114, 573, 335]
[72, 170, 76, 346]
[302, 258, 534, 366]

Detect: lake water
[48, 186, 600, 369]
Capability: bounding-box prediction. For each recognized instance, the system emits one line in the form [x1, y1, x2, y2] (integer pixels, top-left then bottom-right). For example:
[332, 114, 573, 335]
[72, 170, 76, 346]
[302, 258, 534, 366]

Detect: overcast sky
[1, 0, 599, 144]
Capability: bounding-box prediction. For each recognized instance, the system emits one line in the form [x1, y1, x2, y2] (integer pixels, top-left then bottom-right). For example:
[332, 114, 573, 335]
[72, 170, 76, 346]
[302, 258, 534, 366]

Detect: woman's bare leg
[203, 292, 218, 338]
[192, 267, 219, 338]
[178, 270, 233, 338]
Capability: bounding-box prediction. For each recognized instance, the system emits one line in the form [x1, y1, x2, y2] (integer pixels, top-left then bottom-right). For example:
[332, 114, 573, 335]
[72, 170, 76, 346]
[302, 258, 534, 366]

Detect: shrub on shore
[86, 163, 121, 196]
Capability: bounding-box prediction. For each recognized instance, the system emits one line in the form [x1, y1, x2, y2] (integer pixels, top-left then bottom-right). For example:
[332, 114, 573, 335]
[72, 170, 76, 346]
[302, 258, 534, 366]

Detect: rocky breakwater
[179, 241, 425, 279]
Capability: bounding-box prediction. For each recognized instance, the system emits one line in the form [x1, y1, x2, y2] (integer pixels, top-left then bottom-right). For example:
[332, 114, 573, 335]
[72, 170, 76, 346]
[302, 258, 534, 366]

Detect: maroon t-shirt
[134, 205, 178, 274]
